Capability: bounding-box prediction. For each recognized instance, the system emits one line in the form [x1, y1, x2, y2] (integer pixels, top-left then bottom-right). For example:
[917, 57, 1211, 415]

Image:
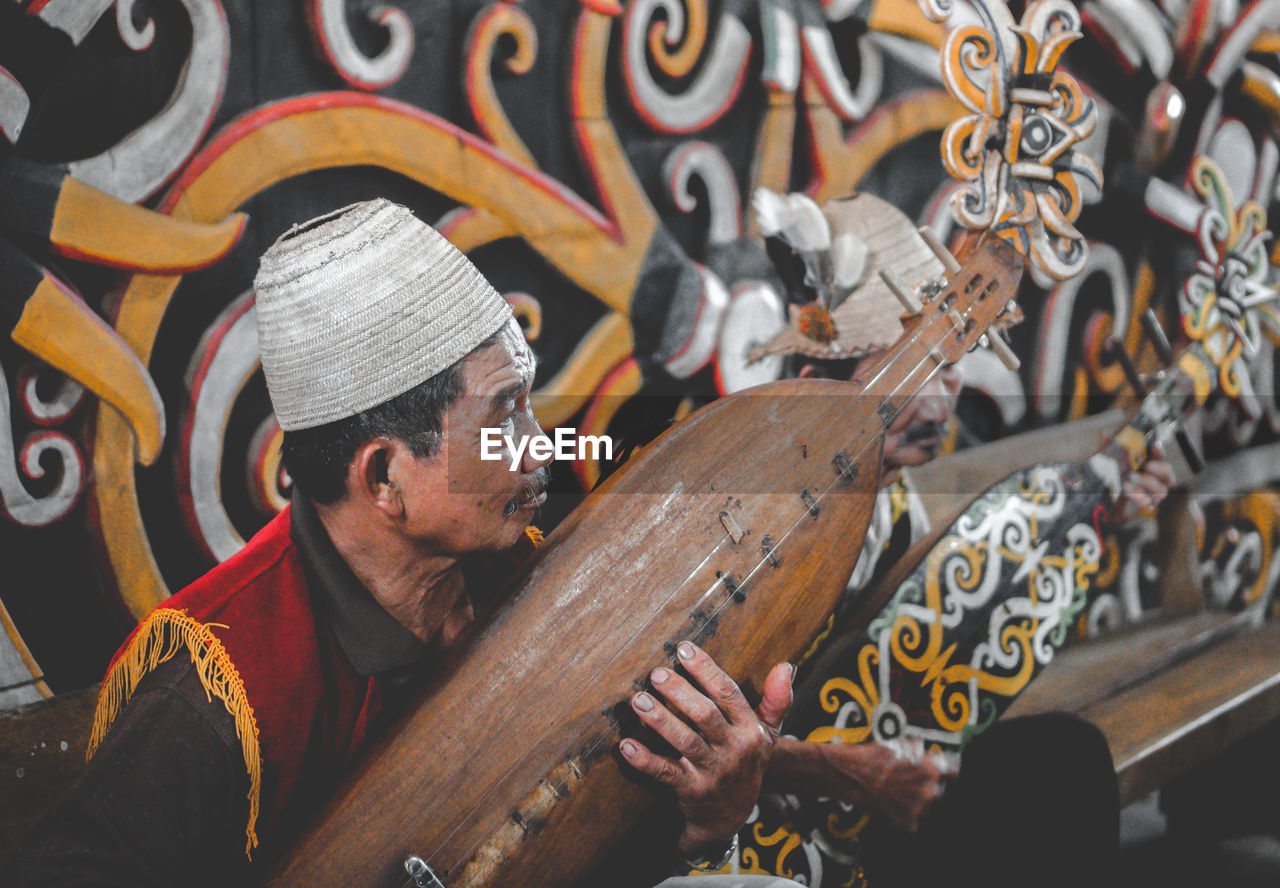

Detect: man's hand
[1113, 444, 1176, 523]
[766, 736, 956, 833]
[618, 641, 794, 858]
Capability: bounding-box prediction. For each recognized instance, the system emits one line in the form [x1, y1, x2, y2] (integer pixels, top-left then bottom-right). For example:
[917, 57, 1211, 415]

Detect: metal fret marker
[761, 535, 781, 568]
[800, 488, 820, 517]
[832, 450, 857, 484]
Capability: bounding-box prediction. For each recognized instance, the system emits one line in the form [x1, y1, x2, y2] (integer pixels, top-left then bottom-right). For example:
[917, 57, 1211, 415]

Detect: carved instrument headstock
[853, 230, 1025, 401]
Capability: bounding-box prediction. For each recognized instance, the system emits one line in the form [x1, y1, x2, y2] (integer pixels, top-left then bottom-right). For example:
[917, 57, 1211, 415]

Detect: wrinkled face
[392, 319, 551, 554]
[882, 363, 962, 469]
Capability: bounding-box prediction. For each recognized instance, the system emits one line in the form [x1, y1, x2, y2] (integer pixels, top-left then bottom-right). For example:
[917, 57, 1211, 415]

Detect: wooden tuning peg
[880, 267, 923, 315]
[919, 227, 962, 276]
[1141, 308, 1175, 365]
[986, 330, 1021, 371]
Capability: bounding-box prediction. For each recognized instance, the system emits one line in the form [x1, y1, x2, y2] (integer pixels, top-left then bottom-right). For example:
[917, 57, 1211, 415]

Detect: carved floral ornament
[1180, 155, 1280, 401]
[938, 0, 1100, 283]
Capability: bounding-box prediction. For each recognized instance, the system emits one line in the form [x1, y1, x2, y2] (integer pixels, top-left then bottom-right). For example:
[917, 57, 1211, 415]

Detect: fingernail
[677, 642, 695, 660]
[634, 692, 654, 712]
[652, 667, 669, 684]
[787, 662, 796, 683]
[620, 740, 636, 758]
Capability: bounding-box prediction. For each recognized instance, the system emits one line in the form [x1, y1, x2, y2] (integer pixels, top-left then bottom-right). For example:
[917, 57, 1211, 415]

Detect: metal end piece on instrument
[987, 331, 1021, 371]
[918, 227, 962, 275]
[880, 267, 923, 315]
[405, 856, 447, 888]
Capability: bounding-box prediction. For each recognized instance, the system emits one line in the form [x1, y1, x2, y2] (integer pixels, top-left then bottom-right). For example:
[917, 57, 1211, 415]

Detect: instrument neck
[1101, 343, 1214, 479]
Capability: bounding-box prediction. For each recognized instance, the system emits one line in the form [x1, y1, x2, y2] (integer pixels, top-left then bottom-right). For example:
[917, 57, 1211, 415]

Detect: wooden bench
[1006, 611, 1280, 804]
[0, 686, 97, 864]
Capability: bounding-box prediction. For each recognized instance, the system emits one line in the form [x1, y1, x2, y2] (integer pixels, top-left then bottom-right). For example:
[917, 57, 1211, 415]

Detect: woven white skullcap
[253, 199, 513, 430]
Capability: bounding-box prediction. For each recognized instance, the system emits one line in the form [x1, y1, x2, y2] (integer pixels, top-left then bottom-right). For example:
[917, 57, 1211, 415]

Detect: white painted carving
[1032, 244, 1130, 419]
[801, 26, 883, 122]
[621, 0, 752, 134]
[19, 365, 85, 425]
[181, 294, 260, 562]
[0, 65, 30, 143]
[0, 363, 83, 527]
[311, 0, 414, 91]
[69, 0, 230, 203]
[663, 141, 741, 246]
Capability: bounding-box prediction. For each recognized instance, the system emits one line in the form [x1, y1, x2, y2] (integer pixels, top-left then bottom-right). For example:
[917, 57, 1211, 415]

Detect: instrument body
[269, 239, 1023, 888]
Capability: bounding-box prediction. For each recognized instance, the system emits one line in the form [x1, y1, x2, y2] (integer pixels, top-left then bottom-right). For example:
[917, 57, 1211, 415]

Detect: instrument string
[411, 278, 986, 882]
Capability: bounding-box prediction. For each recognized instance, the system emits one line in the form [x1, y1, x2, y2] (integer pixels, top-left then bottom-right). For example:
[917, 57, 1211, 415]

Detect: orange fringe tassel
[87, 609, 262, 858]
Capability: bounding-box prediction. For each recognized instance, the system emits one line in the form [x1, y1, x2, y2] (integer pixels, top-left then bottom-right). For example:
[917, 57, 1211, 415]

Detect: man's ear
[350, 438, 403, 517]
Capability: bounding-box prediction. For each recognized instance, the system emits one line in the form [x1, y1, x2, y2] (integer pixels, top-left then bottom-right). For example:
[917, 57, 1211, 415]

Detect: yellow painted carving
[250, 424, 289, 515]
[441, 207, 518, 252]
[51, 177, 246, 274]
[866, 0, 946, 48]
[807, 641, 879, 744]
[746, 88, 798, 238]
[751, 821, 804, 878]
[13, 278, 164, 465]
[531, 311, 634, 428]
[1177, 350, 1213, 405]
[574, 358, 642, 490]
[806, 87, 964, 204]
[647, 0, 707, 78]
[465, 4, 539, 169]
[1066, 364, 1090, 421]
[1219, 493, 1280, 606]
[1088, 261, 1155, 396]
[570, 11, 659, 267]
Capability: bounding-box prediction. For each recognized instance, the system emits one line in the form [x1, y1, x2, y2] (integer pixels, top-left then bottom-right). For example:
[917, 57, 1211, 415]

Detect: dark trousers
[1161, 713, 1280, 842]
[860, 713, 1120, 888]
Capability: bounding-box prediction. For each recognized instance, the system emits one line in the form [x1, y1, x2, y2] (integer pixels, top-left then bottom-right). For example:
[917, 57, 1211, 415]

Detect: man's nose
[517, 410, 553, 473]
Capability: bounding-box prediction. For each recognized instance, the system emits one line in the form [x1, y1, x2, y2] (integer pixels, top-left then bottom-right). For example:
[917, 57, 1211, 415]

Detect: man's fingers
[756, 661, 794, 731]
[619, 738, 685, 787]
[632, 688, 709, 762]
[668, 642, 753, 729]
[1144, 458, 1176, 488]
[1129, 471, 1168, 497]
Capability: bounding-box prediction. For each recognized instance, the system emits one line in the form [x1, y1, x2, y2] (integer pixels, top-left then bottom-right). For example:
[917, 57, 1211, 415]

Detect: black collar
[289, 493, 433, 677]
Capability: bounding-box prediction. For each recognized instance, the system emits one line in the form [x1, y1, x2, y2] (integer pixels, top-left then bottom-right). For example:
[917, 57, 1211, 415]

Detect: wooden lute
[268, 234, 1023, 888]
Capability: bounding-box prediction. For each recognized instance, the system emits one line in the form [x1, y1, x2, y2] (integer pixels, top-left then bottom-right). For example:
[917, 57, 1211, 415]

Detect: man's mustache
[504, 466, 552, 516]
